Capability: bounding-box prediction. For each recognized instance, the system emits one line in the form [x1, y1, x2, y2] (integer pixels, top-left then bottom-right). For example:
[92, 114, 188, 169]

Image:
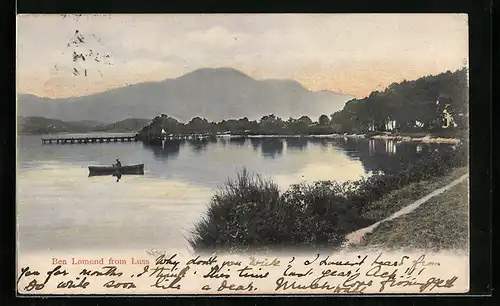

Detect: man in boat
[113, 172, 122, 182]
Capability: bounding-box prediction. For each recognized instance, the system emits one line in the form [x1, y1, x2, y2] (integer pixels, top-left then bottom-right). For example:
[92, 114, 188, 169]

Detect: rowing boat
[88, 164, 145, 176]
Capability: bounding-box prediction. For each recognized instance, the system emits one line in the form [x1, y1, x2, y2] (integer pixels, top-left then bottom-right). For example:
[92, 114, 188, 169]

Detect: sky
[16, 14, 468, 99]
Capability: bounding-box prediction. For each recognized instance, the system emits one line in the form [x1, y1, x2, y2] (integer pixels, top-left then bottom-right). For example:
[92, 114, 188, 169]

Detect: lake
[17, 134, 451, 254]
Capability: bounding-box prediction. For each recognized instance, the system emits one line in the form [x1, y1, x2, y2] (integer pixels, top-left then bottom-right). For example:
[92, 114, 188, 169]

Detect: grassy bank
[189, 142, 468, 252]
[357, 179, 469, 251]
[360, 166, 468, 223]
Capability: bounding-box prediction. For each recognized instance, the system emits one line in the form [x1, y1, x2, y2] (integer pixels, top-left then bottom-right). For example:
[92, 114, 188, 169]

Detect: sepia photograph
[16, 13, 470, 294]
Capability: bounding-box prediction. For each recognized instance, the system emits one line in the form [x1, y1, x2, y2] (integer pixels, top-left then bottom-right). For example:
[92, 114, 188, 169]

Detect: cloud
[186, 26, 250, 47]
[16, 14, 468, 98]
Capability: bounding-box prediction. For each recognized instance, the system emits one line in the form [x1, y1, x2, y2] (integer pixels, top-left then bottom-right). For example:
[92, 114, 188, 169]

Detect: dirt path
[343, 173, 469, 248]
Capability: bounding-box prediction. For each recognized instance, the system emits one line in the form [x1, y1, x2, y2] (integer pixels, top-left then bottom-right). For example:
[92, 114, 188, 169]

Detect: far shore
[220, 132, 462, 144]
[365, 134, 461, 144]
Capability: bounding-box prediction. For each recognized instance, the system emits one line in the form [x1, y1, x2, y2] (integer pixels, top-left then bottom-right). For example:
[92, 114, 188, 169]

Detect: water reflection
[261, 139, 284, 159]
[342, 138, 447, 174]
[385, 140, 397, 155]
[309, 138, 329, 150]
[229, 137, 247, 147]
[143, 140, 181, 160]
[249, 138, 262, 151]
[218, 138, 228, 146]
[186, 138, 214, 153]
[138, 137, 450, 174]
[416, 144, 423, 153]
[334, 138, 362, 161]
[285, 138, 308, 151]
[368, 139, 376, 155]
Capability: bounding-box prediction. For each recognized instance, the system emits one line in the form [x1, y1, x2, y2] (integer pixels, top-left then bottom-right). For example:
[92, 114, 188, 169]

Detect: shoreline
[366, 134, 461, 144]
[221, 132, 461, 144]
[25, 131, 462, 145]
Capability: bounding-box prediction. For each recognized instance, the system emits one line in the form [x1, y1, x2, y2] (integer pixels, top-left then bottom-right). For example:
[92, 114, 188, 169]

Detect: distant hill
[17, 116, 94, 135]
[93, 118, 151, 133]
[17, 67, 353, 124]
[72, 120, 103, 127]
[18, 116, 150, 135]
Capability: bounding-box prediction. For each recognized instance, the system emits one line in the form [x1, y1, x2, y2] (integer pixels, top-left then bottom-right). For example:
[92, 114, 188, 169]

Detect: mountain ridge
[17, 67, 354, 123]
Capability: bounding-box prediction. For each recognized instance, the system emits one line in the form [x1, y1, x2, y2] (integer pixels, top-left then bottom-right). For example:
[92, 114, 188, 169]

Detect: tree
[186, 117, 210, 133]
[318, 114, 330, 125]
[260, 114, 277, 124]
[297, 116, 313, 125]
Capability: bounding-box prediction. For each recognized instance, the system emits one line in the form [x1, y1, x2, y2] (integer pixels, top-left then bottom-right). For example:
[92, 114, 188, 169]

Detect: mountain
[17, 68, 353, 124]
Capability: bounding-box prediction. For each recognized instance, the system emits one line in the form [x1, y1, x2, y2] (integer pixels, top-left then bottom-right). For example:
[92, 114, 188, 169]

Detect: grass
[188, 142, 469, 253]
[357, 179, 469, 251]
[360, 166, 468, 222]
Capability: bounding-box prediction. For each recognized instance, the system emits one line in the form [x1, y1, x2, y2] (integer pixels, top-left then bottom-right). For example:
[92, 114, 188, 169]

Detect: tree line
[138, 113, 337, 139]
[330, 68, 468, 133]
[138, 68, 468, 140]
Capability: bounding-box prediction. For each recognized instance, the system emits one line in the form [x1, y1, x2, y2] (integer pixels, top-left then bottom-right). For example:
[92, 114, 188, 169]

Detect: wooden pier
[41, 135, 138, 144]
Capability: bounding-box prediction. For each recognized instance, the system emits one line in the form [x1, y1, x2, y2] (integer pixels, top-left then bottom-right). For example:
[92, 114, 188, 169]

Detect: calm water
[17, 134, 450, 253]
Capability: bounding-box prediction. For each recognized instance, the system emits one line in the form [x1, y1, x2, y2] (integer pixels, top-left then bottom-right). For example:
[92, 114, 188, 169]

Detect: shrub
[188, 168, 281, 251]
[189, 170, 366, 252]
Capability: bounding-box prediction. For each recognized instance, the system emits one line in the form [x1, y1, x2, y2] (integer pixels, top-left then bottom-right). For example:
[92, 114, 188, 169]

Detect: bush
[188, 168, 281, 251]
[189, 143, 468, 252]
[278, 181, 371, 246]
[189, 170, 365, 252]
